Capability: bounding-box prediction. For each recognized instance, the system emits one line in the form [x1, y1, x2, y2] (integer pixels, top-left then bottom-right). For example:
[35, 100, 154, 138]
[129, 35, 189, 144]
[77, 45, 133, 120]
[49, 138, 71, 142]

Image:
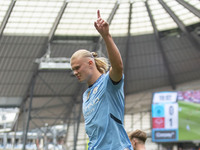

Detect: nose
[73, 70, 78, 75]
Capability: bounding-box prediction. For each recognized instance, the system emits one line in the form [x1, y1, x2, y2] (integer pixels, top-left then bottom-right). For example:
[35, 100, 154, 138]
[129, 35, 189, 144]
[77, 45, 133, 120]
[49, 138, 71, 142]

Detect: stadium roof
[0, 0, 199, 37]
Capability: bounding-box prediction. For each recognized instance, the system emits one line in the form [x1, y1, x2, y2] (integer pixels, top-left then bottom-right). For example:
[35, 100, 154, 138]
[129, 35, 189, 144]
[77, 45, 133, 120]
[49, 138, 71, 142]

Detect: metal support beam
[22, 74, 37, 150]
[158, 0, 200, 51]
[124, 1, 133, 94]
[176, 0, 200, 18]
[0, 0, 16, 37]
[20, 39, 48, 116]
[50, 108, 70, 127]
[31, 116, 66, 120]
[48, 1, 68, 42]
[107, 1, 120, 24]
[31, 120, 47, 133]
[60, 84, 84, 150]
[29, 94, 73, 98]
[145, 1, 176, 90]
[158, 0, 187, 32]
[140, 112, 143, 129]
[71, 85, 85, 150]
[73, 103, 77, 150]
[36, 73, 68, 105]
[73, 98, 82, 150]
[0, 105, 20, 108]
[93, 1, 120, 52]
[44, 127, 48, 150]
[32, 103, 70, 111]
[19, 42, 47, 138]
[64, 119, 70, 145]
[3, 125, 7, 150]
[13, 118, 19, 149]
[38, 69, 72, 73]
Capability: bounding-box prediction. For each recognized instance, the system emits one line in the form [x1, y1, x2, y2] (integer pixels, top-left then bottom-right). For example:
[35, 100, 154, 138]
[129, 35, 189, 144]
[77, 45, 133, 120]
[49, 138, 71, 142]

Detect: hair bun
[91, 52, 97, 57]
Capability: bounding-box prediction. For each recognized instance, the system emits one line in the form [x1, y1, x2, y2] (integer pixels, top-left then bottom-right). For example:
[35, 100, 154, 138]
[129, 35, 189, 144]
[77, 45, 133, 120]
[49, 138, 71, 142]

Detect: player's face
[71, 57, 90, 82]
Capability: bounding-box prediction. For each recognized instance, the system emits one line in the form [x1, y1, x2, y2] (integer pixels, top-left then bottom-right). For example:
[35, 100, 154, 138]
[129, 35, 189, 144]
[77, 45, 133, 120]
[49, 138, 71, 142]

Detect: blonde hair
[71, 49, 109, 74]
[128, 129, 147, 143]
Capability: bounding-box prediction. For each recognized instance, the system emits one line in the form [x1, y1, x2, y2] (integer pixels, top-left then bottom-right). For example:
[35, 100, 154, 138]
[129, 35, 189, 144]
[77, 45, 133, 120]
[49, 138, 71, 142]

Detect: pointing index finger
[97, 10, 101, 18]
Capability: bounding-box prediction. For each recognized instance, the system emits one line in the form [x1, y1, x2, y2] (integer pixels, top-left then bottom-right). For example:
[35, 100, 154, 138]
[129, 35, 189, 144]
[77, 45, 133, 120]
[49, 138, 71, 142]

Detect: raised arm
[94, 10, 123, 82]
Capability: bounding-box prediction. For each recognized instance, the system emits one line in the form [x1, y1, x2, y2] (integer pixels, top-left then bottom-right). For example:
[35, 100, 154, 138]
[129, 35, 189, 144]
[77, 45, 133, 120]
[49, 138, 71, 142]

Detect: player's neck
[87, 70, 102, 87]
[136, 144, 146, 150]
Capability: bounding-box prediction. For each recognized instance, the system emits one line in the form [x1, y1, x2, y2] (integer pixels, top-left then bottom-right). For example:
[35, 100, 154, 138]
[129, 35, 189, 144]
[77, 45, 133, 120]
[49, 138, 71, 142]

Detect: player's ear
[88, 60, 93, 65]
[133, 138, 137, 144]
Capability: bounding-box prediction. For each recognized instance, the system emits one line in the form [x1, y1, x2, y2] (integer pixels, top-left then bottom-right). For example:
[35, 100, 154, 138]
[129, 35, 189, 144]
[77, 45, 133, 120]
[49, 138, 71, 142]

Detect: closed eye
[72, 66, 80, 71]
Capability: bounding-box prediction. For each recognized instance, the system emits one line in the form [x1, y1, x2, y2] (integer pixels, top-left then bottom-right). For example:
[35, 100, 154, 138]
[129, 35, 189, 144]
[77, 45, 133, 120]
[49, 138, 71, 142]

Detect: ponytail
[91, 52, 109, 74]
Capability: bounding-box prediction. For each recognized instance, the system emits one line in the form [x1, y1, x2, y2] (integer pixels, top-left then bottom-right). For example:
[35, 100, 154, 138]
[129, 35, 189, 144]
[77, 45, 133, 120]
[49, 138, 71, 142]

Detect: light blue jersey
[83, 72, 133, 150]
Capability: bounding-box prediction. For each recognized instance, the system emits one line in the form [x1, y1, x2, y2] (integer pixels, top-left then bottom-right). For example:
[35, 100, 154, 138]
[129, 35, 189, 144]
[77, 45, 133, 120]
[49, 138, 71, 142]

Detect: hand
[94, 10, 109, 37]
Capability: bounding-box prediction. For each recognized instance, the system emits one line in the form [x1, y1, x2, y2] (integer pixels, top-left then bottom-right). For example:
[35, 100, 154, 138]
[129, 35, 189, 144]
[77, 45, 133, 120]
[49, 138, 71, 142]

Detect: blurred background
[0, 0, 200, 149]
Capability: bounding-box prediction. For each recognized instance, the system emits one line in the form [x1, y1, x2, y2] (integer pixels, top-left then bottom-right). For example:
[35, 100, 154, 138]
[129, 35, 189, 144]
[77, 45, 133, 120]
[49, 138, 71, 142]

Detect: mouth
[76, 75, 81, 80]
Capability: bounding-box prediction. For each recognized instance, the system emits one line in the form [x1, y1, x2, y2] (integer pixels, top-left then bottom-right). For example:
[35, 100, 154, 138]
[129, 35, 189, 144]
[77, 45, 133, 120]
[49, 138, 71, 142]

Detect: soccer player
[70, 10, 133, 150]
[128, 129, 147, 150]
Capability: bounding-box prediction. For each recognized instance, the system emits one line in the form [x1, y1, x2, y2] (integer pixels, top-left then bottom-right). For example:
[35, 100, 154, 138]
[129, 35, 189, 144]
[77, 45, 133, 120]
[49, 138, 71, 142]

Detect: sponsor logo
[83, 97, 100, 117]
[93, 86, 98, 94]
[154, 130, 176, 139]
[152, 117, 164, 128]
